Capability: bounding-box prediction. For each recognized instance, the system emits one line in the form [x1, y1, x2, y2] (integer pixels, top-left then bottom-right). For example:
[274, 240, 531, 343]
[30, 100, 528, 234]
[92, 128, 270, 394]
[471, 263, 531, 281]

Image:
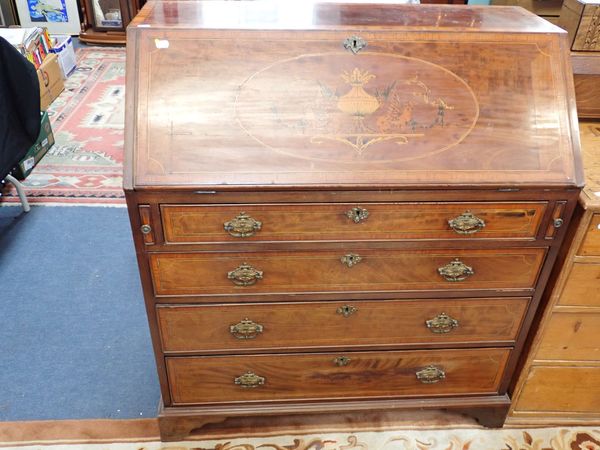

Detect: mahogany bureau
[123, 1, 583, 441]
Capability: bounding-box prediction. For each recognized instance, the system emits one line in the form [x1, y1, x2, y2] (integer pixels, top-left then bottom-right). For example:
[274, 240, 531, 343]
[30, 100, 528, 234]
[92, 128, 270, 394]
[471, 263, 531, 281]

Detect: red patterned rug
[2, 46, 126, 205]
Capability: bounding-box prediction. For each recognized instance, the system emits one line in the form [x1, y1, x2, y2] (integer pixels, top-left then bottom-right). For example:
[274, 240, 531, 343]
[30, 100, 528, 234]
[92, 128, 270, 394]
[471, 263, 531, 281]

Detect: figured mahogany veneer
[161, 202, 547, 243]
[149, 248, 545, 298]
[124, 1, 583, 440]
[157, 298, 530, 354]
[166, 348, 510, 405]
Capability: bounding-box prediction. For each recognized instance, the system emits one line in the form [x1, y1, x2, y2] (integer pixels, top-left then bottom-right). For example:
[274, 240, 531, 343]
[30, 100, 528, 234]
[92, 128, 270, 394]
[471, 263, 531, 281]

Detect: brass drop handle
[426, 312, 459, 334]
[234, 371, 265, 388]
[346, 206, 369, 223]
[341, 253, 362, 268]
[448, 211, 485, 235]
[227, 263, 263, 286]
[337, 305, 358, 317]
[333, 356, 351, 367]
[230, 318, 264, 339]
[224, 212, 262, 238]
[416, 365, 446, 384]
[438, 258, 474, 282]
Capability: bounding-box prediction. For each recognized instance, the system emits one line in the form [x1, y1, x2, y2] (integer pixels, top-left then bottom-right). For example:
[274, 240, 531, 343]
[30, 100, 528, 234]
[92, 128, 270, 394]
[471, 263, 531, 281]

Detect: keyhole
[353, 39, 357, 48]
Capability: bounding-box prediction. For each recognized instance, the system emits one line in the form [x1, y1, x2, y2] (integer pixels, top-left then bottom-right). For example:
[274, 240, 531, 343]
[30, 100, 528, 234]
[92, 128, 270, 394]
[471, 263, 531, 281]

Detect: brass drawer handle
[227, 263, 263, 286]
[140, 224, 152, 235]
[416, 365, 446, 384]
[230, 318, 264, 339]
[224, 212, 262, 238]
[448, 211, 485, 234]
[346, 206, 369, 223]
[426, 312, 459, 334]
[438, 258, 474, 282]
[333, 356, 351, 367]
[341, 253, 362, 268]
[234, 371, 265, 388]
[337, 305, 358, 317]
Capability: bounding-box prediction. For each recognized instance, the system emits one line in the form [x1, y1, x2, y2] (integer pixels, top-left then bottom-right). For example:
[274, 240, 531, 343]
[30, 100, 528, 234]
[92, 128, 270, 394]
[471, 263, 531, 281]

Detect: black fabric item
[0, 35, 41, 183]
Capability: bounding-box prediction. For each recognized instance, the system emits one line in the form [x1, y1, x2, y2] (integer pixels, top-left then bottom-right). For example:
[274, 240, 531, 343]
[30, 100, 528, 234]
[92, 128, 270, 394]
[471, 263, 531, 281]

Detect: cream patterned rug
[2, 428, 600, 450]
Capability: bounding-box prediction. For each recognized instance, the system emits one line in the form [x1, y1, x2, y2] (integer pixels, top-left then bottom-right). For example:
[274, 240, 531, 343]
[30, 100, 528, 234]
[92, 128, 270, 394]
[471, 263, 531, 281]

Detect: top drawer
[161, 202, 547, 244]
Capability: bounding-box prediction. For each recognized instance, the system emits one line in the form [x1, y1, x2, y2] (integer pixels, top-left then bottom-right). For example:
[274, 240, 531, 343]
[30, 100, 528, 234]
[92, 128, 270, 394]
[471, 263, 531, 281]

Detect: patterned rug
[1, 427, 600, 450]
[1, 46, 126, 205]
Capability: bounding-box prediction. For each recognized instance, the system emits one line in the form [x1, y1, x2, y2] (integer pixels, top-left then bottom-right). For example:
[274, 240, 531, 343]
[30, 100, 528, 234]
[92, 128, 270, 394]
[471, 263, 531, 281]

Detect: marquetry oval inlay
[235, 52, 479, 164]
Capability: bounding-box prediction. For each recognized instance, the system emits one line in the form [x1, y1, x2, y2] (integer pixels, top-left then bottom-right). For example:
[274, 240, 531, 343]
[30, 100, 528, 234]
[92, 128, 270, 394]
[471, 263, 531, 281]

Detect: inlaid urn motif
[337, 68, 380, 124]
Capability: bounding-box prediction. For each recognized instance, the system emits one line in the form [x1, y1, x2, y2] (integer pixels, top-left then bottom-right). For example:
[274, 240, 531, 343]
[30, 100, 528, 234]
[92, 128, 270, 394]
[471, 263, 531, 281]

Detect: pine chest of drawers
[124, 1, 584, 441]
[507, 122, 600, 425]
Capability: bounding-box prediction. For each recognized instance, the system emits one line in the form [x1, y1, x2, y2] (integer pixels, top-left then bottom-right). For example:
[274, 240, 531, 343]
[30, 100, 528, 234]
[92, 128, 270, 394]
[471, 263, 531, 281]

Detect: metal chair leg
[4, 174, 30, 212]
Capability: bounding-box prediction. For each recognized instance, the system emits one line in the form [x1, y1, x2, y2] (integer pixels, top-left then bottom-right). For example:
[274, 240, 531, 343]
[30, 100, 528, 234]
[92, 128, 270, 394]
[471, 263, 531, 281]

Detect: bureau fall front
[123, 1, 583, 441]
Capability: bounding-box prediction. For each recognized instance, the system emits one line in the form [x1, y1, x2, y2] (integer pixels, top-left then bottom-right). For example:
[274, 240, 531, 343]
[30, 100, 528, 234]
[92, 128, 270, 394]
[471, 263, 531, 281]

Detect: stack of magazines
[0, 27, 52, 68]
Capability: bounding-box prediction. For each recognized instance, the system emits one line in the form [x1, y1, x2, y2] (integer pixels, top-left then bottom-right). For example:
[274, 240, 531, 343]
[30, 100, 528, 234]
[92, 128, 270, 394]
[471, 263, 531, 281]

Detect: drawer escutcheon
[333, 356, 351, 367]
[230, 318, 264, 339]
[416, 365, 446, 384]
[426, 313, 459, 333]
[448, 211, 485, 234]
[227, 263, 264, 286]
[223, 212, 262, 238]
[234, 371, 265, 388]
[341, 253, 362, 268]
[438, 258, 474, 282]
[346, 206, 369, 223]
[336, 305, 358, 317]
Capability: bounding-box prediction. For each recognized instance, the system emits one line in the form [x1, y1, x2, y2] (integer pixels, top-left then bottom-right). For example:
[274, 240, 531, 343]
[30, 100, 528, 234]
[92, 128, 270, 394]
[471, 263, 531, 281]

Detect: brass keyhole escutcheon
[346, 206, 369, 223]
[333, 356, 351, 367]
[341, 253, 362, 268]
[337, 305, 358, 317]
[343, 35, 367, 54]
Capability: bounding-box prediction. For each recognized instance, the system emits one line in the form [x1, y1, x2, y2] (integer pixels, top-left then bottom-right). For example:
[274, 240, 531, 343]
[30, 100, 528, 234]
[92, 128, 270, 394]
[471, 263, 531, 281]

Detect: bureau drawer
[149, 248, 546, 298]
[166, 348, 510, 405]
[157, 297, 529, 353]
[161, 202, 546, 243]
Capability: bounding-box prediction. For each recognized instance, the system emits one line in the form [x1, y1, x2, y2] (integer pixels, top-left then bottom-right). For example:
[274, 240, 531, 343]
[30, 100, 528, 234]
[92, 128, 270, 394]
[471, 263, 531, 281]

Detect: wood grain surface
[535, 312, 600, 361]
[157, 297, 529, 353]
[149, 248, 546, 297]
[514, 365, 600, 414]
[161, 202, 546, 244]
[557, 262, 600, 306]
[577, 214, 600, 255]
[125, 2, 582, 189]
[166, 348, 510, 405]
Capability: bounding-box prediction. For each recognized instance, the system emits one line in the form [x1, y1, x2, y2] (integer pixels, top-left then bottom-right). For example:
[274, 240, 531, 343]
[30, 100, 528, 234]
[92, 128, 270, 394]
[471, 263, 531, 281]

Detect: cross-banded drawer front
[166, 348, 510, 405]
[149, 248, 545, 298]
[157, 297, 529, 353]
[161, 202, 547, 244]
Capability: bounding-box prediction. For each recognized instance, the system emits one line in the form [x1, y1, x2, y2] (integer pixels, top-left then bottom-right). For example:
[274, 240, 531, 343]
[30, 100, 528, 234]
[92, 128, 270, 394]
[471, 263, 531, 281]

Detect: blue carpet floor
[0, 205, 159, 421]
